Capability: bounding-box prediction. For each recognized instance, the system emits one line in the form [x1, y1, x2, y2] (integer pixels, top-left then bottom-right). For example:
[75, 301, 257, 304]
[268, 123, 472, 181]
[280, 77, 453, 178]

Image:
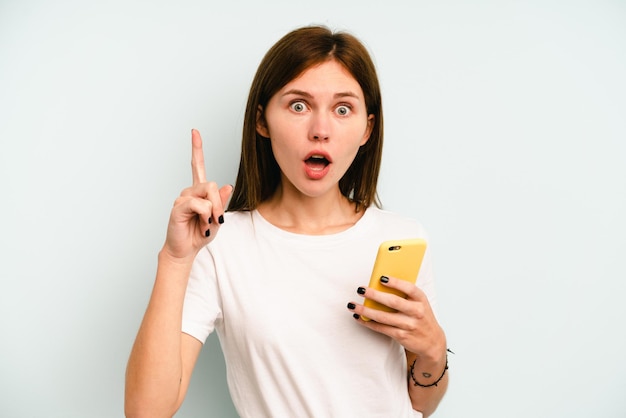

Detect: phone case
[362, 238, 427, 321]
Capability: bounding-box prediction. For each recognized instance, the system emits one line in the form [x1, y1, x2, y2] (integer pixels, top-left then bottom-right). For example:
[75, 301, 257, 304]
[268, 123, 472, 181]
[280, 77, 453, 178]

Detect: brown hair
[227, 25, 383, 212]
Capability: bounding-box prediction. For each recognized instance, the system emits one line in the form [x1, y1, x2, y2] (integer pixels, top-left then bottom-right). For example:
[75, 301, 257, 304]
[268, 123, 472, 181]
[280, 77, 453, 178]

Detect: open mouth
[305, 155, 330, 170]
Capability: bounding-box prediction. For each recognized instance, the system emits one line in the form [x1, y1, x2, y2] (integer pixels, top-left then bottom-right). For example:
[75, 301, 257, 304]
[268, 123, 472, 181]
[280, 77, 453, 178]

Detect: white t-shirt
[182, 207, 436, 418]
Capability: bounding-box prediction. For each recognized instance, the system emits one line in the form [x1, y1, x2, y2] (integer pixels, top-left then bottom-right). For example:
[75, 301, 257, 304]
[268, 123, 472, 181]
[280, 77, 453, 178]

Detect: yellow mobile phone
[362, 238, 427, 321]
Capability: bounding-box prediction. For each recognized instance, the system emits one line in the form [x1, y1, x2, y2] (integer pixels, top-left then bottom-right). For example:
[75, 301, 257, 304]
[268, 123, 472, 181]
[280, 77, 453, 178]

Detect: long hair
[227, 25, 384, 212]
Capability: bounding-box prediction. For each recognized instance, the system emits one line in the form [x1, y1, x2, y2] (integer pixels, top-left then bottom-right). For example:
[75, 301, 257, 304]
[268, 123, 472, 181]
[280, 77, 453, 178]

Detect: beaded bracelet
[409, 349, 453, 388]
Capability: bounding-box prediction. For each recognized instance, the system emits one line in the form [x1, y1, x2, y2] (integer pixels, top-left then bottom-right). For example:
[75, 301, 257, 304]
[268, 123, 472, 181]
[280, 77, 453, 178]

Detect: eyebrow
[282, 89, 361, 100]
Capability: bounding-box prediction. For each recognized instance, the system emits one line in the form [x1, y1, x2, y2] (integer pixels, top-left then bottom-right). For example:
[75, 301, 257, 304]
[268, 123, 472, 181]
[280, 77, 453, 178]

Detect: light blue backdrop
[1, 0, 625, 417]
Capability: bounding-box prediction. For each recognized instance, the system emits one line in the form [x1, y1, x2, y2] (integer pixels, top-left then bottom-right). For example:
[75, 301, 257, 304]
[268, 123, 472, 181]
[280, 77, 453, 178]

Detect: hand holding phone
[361, 238, 427, 321]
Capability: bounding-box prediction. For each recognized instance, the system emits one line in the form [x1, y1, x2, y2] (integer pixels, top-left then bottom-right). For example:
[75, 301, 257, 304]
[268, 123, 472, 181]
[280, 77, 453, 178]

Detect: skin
[348, 277, 448, 417]
[125, 60, 447, 417]
[125, 130, 231, 417]
[255, 60, 374, 233]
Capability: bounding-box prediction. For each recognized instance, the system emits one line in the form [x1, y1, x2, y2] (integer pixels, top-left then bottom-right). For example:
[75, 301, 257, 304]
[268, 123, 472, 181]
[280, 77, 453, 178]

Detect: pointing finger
[191, 129, 207, 185]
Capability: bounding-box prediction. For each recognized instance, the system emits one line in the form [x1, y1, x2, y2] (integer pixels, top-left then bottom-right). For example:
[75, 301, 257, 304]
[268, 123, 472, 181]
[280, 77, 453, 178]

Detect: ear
[256, 105, 270, 138]
[360, 114, 375, 146]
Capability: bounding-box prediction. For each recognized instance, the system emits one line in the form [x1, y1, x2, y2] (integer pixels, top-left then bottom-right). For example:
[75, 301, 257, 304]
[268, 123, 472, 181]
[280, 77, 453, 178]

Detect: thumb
[219, 184, 234, 207]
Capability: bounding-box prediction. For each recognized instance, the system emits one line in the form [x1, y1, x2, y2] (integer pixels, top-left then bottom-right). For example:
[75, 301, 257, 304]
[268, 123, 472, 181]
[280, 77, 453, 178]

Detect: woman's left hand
[348, 276, 446, 358]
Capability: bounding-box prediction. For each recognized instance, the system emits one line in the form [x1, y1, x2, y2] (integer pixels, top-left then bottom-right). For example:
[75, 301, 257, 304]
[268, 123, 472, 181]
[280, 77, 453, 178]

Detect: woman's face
[257, 59, 374, 201]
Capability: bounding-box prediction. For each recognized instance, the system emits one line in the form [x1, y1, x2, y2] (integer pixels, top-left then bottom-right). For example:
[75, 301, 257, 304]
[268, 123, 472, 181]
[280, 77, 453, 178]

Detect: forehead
[279, 60, 364, 97]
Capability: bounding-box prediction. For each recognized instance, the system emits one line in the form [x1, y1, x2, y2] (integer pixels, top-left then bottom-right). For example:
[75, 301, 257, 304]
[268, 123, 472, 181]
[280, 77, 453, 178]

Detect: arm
[405, 347, 449, 416]
[348, 276, 448, 417]
[125, 255, 203, 417]
[125, 130, 232, 417]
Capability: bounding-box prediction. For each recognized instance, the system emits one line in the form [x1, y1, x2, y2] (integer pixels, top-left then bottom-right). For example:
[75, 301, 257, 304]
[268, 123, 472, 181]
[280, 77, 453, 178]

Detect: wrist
[408, 348, 452, 388]
[157, 249, 196, 284]
[158, 247, 196, 267]
[407, 347, 446, 377]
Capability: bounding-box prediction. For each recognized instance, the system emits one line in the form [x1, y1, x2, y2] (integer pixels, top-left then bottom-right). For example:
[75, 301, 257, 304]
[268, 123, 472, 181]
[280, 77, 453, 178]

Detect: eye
[335, 105, 351, 116]
[290, 101, 307, 113]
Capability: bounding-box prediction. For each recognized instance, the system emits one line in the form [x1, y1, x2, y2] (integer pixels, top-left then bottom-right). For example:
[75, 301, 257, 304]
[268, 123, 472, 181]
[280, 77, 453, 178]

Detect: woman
[125, 25, 448, 418]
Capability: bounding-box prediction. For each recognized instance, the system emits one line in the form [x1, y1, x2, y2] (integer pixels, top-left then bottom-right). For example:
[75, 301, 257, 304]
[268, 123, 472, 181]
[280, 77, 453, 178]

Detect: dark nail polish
[380, 276, 389, 283]
[208, 217, 213, 224]
[357, 287, 366, 295]
[218, 214, 224, 224]
[205, 229, 211, 237]
[353, 313, 361, 320]
[347, 302, 356, 310]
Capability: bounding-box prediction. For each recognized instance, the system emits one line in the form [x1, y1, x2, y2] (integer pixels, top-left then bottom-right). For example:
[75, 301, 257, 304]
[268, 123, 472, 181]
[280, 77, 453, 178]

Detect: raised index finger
[191, 129, 207, 185]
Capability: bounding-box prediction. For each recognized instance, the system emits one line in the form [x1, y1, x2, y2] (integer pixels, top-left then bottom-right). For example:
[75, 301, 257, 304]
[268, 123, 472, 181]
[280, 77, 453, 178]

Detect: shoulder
[366, 206, 419, 224]
[365, 206, 429, 238]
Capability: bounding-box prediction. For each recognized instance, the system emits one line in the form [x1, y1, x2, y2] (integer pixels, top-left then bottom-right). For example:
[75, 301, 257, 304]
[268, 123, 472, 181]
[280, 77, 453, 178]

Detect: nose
[309, 112, 330, 141]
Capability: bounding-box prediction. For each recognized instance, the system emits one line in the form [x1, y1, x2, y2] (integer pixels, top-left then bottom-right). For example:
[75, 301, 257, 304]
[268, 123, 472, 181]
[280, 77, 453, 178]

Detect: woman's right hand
[126, 128, 227, 416]
[161, 129, 232, 263]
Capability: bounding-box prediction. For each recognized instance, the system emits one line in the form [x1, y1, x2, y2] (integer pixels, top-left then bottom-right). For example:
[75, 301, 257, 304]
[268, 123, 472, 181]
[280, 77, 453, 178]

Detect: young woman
[125, 25, 448, 418]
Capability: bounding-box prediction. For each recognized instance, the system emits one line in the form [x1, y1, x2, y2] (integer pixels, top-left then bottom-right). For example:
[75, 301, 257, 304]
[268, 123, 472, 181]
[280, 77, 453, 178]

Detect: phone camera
[389, 245, 401, 251]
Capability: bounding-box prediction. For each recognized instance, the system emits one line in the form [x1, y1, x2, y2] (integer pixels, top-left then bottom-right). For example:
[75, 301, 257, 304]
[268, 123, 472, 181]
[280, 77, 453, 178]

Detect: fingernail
[347, 302, 356, 310]
[357, 287, 366, 295]
[218, 214, 224, 224]
[353, 313, 361, 320]
[205, 229, 211, 237]
[380, 276, 389, 283]
[208, 217, 213, 224]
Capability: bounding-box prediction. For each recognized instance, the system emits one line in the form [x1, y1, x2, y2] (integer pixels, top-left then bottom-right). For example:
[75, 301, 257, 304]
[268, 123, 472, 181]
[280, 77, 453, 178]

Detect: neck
[257, 184, 364, 235]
